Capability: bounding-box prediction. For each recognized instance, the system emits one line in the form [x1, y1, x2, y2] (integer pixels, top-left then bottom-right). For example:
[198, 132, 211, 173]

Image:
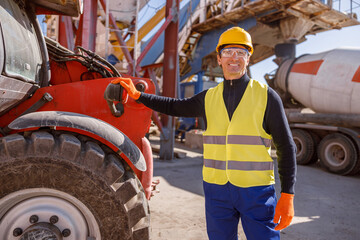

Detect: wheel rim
[0, 188, 101, 240]
[324, 142, 347, 167]
[293, 136, 303, 158]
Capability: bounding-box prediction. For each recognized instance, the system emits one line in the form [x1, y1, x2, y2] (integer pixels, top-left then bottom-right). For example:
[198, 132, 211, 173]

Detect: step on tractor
[0, 0, 156, 239]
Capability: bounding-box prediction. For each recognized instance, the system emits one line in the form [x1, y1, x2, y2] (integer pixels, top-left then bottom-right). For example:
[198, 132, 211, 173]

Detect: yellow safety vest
[203, 79, 275, 187]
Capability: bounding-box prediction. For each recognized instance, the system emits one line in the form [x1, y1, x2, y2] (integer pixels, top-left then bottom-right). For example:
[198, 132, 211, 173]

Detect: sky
[139, 0, 360, 83]
[250, 24, 360, 83]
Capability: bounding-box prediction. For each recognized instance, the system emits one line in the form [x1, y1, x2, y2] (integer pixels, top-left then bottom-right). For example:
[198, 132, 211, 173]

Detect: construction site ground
[148, 135, 360, 240]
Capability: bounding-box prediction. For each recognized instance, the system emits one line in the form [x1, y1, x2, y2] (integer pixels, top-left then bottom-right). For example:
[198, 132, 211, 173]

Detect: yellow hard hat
[216, 27, 253, 55]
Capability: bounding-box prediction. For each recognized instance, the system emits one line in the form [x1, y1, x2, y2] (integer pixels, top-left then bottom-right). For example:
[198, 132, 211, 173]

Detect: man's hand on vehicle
[111, 77, 141, 100]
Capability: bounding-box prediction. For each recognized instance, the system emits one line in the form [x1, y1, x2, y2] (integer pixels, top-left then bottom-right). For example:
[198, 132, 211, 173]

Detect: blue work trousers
[203, 181, 280, 240]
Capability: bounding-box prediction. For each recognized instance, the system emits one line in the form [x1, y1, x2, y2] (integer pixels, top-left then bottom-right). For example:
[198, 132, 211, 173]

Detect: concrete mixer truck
[265, 45, 360, 176]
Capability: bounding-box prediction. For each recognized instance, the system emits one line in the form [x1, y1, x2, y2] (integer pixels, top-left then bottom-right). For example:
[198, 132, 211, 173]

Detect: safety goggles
[220, 47, 249, 58]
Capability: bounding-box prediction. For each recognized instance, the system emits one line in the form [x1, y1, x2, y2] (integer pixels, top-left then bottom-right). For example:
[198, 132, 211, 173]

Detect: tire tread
[0, 130, 150, 240]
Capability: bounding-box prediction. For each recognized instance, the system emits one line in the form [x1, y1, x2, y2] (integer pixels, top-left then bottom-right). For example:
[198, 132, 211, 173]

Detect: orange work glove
[273, 193, 294, 231]
[111, 77, 141, 100]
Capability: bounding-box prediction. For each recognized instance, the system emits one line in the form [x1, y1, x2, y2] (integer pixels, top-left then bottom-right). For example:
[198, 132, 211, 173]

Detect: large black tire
[292, 129, 316, 165]
[317, 133, 358, 175]
[308, 130, 321, 163]
[0, 131, 150, 240]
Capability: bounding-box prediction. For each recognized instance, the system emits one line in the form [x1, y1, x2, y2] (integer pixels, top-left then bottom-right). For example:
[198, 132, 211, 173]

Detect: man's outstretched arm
[111, 77, 206, 118]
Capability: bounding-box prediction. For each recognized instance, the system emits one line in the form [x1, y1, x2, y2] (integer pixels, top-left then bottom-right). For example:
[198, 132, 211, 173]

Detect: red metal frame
[58, 16, 75, 51]
[77, 0, 97, 52]
[163, 0, 179, 99]
[59, 1, 97, 52]
[161, 0, 179, 126]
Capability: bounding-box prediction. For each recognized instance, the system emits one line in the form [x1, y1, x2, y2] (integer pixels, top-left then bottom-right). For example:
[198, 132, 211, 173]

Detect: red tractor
[0, 0, 155, 239]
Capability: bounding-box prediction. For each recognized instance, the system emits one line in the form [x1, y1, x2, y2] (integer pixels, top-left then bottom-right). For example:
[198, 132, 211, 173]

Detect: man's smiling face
[217, 45, 250, 80]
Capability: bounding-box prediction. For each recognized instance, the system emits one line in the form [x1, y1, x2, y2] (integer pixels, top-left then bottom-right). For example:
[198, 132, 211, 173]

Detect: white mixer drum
[276, 48, 360, 114]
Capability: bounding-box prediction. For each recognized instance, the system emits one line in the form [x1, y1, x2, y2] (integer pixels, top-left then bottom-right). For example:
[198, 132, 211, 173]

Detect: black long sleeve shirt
[138, 74, 296, 194]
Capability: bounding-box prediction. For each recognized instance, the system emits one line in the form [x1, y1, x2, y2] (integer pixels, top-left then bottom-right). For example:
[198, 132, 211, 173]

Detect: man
[112, 27, 296, 240]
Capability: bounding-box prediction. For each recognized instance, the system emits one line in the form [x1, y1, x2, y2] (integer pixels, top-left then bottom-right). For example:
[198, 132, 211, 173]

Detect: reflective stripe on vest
[203, 79, 275, 187]
[204, 159, 274, 171]
[203, 135, 271, 148]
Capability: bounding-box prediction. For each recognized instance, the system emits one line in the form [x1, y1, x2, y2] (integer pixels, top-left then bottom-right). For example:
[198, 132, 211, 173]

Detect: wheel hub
[20, 223, 63, 240]
[0, 189, 101, 240]
[333, 147, 345, 160]
[326, 143, 346, 166]
[293, 137, 303, 157]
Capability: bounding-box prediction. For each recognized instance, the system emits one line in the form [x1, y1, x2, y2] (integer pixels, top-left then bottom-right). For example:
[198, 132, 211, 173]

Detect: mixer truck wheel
[0, 131, 150, 240]
[308, 131, 321, 163]
[317, 133, 358, 175]
[291, 129, 316, 165]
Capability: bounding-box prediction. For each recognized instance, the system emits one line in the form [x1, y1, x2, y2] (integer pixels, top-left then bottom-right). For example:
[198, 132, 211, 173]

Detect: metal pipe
[221, 0, 224, 15]
[58, 16, 74, 51]
[136, 13, 175, 67]
[159, 0, 179, 160]
[115, 0, 185, 61]
[99, 0, 135, 72]
[80, 0, 97, 52]
[134, 0, 140, 76]
[287, 112, 360, 128]
[105, 0, 109, 60]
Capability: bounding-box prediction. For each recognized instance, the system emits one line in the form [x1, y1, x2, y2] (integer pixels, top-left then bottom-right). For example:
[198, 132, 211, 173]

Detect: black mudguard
[8, 111, 146, 171]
